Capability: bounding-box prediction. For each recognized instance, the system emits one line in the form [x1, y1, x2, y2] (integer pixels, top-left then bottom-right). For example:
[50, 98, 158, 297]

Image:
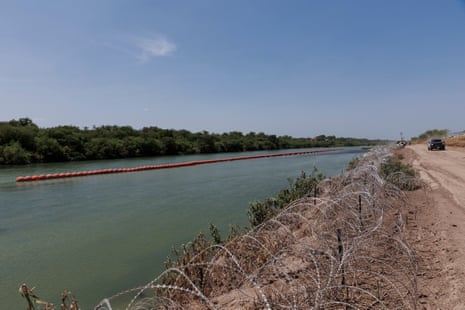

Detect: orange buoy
[15, 148, 344, 182]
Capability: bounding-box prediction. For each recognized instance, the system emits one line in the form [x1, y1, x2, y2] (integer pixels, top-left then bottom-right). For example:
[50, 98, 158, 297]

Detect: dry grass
[445, 135, 465, 147]
[95, 147, 422, 310]
[19, 283, 79, 310]
[412, 135, 465, 148]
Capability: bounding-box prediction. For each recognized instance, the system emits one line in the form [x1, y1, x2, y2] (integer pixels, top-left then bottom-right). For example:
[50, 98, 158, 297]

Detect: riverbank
[96, 146, 421, 309]
[92, 143, 465, 309]
[4, 148, 364, 309]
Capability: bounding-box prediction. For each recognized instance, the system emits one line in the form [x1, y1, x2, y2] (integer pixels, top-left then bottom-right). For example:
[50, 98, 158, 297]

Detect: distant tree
[122, 136, 144, 157]
[0, 117, 387, 165]
[244, 132, 259, 151]
[0, 142, 31, 164]
[34, 135, 67, 162]
[84, 138, 124, 159]
[0, 120, 38, 150]
[46, 126, 85, 160]
[9, 117, 36, 128]
[140, 138, 164, 156]
[196, 132, 218, 153]
[222, 132, 244, 152]
[411, 129, 449, 143]
[161, 136, 178, 155]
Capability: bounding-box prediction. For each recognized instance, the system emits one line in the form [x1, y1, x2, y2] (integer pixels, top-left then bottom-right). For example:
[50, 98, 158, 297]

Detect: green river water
[0, 147, 365, 309]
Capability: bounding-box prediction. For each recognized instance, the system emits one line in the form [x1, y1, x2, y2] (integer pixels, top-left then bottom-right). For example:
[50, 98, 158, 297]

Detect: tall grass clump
[248, 168, 324, 227]
[95, 146, 422, 309]
[381, 154, 421, 191]
[346, 156, 360, 171]
[445, 135, 465, 147]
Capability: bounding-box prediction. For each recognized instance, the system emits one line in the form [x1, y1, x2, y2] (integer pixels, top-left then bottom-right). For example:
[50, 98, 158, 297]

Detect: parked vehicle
[427, 139, 446, 151]
[396, 140, 408, 148]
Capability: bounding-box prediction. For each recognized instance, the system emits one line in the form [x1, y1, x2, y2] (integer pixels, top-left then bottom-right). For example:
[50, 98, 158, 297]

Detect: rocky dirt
[401, 144, 465, 310]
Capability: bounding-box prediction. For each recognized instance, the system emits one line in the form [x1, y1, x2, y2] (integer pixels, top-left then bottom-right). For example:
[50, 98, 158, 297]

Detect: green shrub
[381, 155, 420, 190]
[209, 224, 222, 244]
[0, 142, 31, 164]
[247, 198, 279, 227]
[247, 168, 324, 227]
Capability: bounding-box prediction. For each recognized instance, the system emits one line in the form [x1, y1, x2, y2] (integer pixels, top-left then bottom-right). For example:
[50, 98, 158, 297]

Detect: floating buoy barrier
[16, 148, 343, 182]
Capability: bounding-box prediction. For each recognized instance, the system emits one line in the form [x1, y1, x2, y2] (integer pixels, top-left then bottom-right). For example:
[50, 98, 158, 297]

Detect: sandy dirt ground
[401, 144, 465, 310]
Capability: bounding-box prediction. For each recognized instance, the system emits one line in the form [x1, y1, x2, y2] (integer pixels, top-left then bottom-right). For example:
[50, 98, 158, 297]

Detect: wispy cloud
[136, 35, 176, 62]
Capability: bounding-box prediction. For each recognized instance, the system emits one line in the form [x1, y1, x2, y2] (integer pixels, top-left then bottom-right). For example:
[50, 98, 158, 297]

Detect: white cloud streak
[136, 36, 176, 61]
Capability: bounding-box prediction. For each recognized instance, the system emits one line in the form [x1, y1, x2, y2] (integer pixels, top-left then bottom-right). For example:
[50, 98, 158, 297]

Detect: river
[0, 147, 365, 309]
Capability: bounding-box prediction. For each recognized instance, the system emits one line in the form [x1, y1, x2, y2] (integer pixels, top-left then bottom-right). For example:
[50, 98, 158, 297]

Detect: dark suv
[427, 139, 446, 151]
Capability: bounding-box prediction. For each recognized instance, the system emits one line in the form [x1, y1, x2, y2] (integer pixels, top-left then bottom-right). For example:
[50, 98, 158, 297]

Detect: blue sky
[1, 1, 464, 139]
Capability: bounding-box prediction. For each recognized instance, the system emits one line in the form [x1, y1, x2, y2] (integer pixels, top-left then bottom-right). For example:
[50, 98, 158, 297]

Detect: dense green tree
[196, 131, 218, 153]
[175, 138, 195, 154]
[34, 135, 67, 162]
[122, 136, 144, 157]
[0, 120, 38, 150]
[221, 132, 244, 152]
[161, 136, 178, 155]
[84, 138, 125, 159]
[140, 138, 164, 156]
[0, 142, 31, 164]
[46, 126, 86, 160]
[0, 117, 387, 165]
[242, 132, 257, 151]
[411, 129, 449, 142]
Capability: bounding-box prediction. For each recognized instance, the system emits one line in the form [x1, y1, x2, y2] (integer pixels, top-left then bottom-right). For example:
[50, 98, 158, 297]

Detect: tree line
[0, 118, 386, 165]
[409, 129, 449, 143]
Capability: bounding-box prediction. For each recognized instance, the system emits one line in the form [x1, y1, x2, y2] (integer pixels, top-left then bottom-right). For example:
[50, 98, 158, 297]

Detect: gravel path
[403, 144, 465, 310]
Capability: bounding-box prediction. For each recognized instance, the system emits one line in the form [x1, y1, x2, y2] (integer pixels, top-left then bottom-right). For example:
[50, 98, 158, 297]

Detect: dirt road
[402, 144, 465, 309]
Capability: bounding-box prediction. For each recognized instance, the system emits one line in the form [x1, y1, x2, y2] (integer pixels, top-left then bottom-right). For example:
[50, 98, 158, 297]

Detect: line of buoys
[16, 148, 343, 182]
